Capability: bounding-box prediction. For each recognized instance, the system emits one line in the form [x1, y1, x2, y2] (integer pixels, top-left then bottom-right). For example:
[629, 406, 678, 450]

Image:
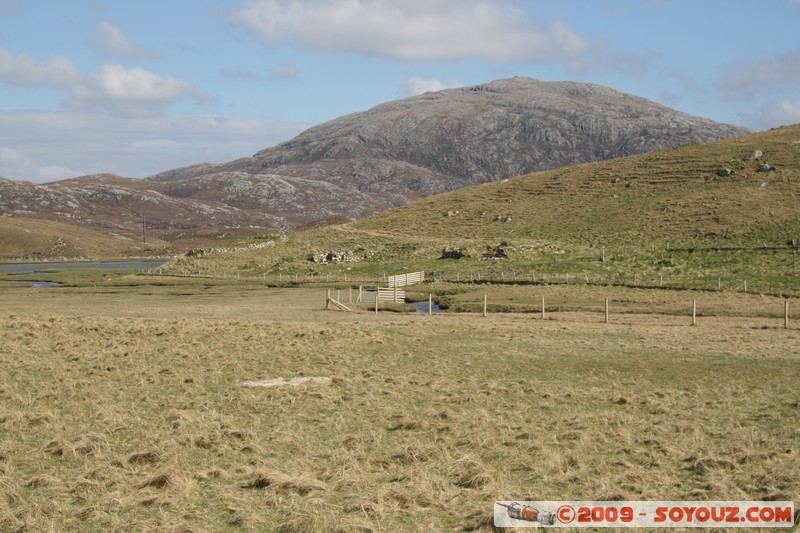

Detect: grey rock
[2, 77, 750, 238]
[441, 248, 467, 259]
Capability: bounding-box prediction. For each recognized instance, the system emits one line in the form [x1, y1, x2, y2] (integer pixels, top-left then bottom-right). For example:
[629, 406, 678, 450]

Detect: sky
[1, 0, 799, 184]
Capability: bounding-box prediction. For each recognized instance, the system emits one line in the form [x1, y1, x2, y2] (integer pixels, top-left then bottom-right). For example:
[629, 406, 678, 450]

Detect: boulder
[441, 247, 467, 259]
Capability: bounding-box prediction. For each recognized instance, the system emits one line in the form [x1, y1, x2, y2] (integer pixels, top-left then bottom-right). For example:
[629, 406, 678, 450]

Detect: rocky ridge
[1, 77, 749, 251]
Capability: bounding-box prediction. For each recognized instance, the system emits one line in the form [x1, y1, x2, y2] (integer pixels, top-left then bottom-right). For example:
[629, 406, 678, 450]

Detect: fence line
[456, 294, 794, 328]
[321, 286, 792, 328]
[387, 271, 424, 288]
[357, 286, 405, 304]
[144, 268, 797, 298]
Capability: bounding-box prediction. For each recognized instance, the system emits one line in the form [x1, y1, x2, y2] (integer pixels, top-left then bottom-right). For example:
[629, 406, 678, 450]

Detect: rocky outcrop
[2, 77, 750, 246]
[150, 77, 748, 200]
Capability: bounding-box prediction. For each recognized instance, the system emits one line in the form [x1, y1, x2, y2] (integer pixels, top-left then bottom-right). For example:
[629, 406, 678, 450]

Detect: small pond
[410, 300, 445, 314]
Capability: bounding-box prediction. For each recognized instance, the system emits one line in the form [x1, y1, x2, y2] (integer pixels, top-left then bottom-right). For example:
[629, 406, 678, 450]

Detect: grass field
[1, 273, 798, 531]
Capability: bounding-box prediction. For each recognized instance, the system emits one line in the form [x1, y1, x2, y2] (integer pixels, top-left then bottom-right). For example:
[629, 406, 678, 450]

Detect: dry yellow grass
[0, 216, 171, 260]
[0, 278, 798, 531]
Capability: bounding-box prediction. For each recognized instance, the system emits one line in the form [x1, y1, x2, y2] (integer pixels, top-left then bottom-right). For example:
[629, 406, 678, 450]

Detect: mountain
[1, 77, 749, 257]
[150, 77, 748, 211]
[167, 124, 800, 287]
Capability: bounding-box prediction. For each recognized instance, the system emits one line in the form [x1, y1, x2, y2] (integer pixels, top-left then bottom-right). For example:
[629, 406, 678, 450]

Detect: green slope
[166, 125, 800, 292]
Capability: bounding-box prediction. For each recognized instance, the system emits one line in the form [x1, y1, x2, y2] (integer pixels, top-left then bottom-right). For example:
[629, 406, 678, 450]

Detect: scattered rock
[716, 168, 735, 177]
[311, 249, 375, 264]
[440, 247, 467, 259]
[482, 242, 512, 260]
[187, 240, 275, 257]
[757, 163, 774, 172]
[748, 150, 763, 160]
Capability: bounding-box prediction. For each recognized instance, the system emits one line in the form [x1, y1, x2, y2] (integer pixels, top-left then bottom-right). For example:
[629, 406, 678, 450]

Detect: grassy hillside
[0, 217, 172, 261]
[166, 125, 800, 293]
[1, 278, 797, 530]
[360, 124, 799, 245]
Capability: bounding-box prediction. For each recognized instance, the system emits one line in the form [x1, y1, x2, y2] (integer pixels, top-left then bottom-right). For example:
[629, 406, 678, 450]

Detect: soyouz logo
[494, 501, 796, 528]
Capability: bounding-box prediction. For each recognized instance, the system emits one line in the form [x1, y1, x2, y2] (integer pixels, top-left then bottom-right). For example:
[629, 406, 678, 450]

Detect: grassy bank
[1, 275, 798, 531]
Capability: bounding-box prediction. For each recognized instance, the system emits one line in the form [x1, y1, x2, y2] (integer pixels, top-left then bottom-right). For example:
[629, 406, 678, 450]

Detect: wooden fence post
[375, 290, 379, 314]
[692, 299, 697, 326]
[605, 298, 609, 323]
[429, 294, 433, 316]
[326, 288, 330, 310]
[541, 296, 545, 319]
[483, 294, 487, 317]
[785, 300, 789, 329]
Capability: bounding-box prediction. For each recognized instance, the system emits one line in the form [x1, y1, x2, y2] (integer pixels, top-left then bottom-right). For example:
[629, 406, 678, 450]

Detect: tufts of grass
[0, 278, 797, 530]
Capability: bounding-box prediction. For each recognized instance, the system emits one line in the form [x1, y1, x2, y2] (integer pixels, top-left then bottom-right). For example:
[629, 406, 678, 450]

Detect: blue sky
[1, 0, 799, 183]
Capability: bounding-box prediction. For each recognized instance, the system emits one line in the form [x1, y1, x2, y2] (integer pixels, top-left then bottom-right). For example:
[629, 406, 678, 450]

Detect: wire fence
[142, 267, 798, 298]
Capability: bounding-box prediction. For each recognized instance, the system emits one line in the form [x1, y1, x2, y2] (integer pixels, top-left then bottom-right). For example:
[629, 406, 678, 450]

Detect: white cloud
[91, 22, 159, 61]
[720, 52, 800, 96]
[0, 146, 77, 182]
[219, 62, 298, 81]
[220, 67, 262, 81]
[0, 49, 81, 87]
[569, 47, 659, 76]
[741, 99, 800, 130]
[404, 77, 462, 96]
[0, 110, 308, 183]
[1, 49, 204, 117]
[230, 0, 588, 62]
[66, 64, 204, 116]
[269, 62, 298, 80]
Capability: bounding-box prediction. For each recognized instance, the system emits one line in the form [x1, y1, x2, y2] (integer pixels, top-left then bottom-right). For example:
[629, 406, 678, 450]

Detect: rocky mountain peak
[3, 78, 750, 249]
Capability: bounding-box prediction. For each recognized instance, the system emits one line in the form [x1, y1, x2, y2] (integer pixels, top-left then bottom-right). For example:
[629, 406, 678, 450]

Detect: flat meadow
[0, 273, 798, 531]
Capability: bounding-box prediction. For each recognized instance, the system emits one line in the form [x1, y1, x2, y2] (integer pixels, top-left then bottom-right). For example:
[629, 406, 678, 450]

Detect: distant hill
[0, 77, 749, 257]
[167, 124, 800, 287]
[0, 215, 171, 260]
[150, 77, 748, 219]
